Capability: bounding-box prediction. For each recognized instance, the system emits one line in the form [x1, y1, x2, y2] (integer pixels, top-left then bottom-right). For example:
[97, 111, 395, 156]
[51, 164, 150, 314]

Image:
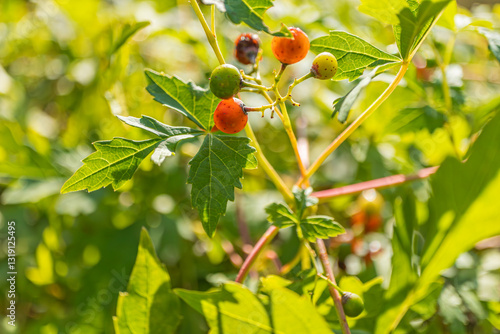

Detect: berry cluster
[209, 28, 338, 134]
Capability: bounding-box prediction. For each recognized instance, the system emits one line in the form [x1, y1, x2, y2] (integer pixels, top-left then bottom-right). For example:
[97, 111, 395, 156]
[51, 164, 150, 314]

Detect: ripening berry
[209, 64, 242, 99]
[271, 27, 310, 64]
[213, 98, 248, 134]
[311, 52, 338, 80]
[342, 292, 365, 318]
[234, 33, 260, 65]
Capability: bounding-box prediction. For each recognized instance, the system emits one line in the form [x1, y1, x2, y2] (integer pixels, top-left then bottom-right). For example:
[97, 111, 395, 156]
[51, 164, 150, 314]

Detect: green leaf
[61, 138, 162, 194]
[358, 0, 410, 25]
[396, 0, 451, 60]
[310, 31, 401, 81]
[110, 21, 150, 55]
[300, 216, 345, 243]
[117, 115, 205, 165]
[265, 202, 298, 228]
[113, 228, 181, 334]
[223, 0, 291, 36]
[478, 28, 500, 63]
[176, 282, 332, 333]
[384, 106, 447, 134]
[145, 69, 220, 130]
[292, 186, 318, 218]
[188, 134, 257, 237]
[375, 111, 500, 333]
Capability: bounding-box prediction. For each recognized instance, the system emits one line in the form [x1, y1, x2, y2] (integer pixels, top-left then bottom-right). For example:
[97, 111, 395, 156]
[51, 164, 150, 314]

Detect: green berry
[341, 292, 364, 317]
[311, 52, 338, 80]
[209, 64, 242, 99]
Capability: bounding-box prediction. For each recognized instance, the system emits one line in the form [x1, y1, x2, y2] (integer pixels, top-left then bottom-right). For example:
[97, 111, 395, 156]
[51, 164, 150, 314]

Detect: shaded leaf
[384, 106, 447, 134]
[110, 21, 150, 55]
[478, 28, 500, 63]
[188, 134, 257, 237]
[310, 31, 401, 81]
[300, 216, 345, 242]
[61, 138, 162, 194]
[113, 228, 181, 334]
[145, 69, 220, 130]
[265, 202, 297, 228]
[223, 0, 291, 36]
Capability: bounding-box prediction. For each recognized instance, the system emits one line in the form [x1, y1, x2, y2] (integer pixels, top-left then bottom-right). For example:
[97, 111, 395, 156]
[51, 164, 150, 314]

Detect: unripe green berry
[209, 64, 242, 99]
[341, 292, 364, 317]
[311, 52, 338, 80]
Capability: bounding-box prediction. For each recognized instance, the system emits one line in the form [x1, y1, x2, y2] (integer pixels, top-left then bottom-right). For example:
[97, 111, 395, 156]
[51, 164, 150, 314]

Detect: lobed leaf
[145, 69, 220, 130]
[188, 134, 257, 237]
[265, 202, 297, 228]
[310, 31, 401, 81]
[223, 0, 291, 36]
[300, 216, 345, 243]
[61, 138, 163, 194]
[113, 228, 181, 334]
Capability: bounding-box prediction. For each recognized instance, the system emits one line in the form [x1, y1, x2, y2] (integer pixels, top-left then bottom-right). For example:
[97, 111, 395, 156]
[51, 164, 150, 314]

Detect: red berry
[234, 33, 260, 65]
[213, 98, 248, 134]
[271, 27, 310, 65]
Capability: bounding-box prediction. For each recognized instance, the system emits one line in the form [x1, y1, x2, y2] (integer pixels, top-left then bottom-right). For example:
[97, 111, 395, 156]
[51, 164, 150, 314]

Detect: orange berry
[213, 98, 248, 134]
[271, 27, 310, 65]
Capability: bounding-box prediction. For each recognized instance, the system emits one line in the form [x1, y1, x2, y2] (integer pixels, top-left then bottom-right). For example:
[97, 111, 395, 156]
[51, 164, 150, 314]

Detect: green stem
[244, 123, 294, 203]
[317, 274, 344, 294]
[189, 0, 225, 65]
[297, 62, 409, 187]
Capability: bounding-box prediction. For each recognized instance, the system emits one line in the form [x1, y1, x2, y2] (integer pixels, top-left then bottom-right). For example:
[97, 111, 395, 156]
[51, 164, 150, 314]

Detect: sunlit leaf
[310, 31, 401, 81]
[113, 228, 181, 334]
[358, 0, 409, 25]
[61, 138, 163, 194]
[300, 216, 345, 242]
[223, 0, 291, 36]
[110, 21, 150, 55]
[188, 134, 257, 237]
[145, 69, 220, 130]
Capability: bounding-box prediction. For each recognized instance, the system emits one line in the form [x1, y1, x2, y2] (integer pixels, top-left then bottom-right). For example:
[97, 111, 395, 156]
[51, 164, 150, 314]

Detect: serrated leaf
[384, 106, 447, 134]
[358, 0, 410, 25]
[223, 0, 291, 36]
[310, 31, 401, 81]
[375, 111, 500, 333]
[145, 69, 220, 130]
[478, 28, 500, 63]
[113, 228, 181, 334]
[300, 216, 345, 243]
[265, 202, 298, 228]
[61, 138, 162, 194]
[188, 134, 257, 237]
[396, 0, 451, 60]
[117, 115, 204, 165]
[176, 282, 332, 333]
[292, 186, 318, 218]
[110, 21, 150, 55]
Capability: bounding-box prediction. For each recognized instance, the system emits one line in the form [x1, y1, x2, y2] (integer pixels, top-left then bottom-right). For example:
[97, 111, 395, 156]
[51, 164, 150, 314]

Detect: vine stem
[311, 166, 439, 200]
[316, 239, 350, 334]
[244, 123, 294, 203]
[296, 61, 410, 187]
[235, 225, 279, 283]
[189, 0, 225, 65]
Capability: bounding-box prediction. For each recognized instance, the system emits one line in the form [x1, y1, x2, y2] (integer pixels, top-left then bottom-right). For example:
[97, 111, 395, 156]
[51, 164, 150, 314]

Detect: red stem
[235, 225, 279, 283]
[316, 239, 351, 334]
[312, 166, 438, 199]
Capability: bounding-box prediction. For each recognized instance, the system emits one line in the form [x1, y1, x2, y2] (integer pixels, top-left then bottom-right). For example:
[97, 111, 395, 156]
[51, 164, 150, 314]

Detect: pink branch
[312, 166, 439, 199]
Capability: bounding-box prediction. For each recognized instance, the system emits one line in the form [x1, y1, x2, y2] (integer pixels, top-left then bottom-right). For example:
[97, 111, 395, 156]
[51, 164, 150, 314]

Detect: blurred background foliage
[0, 0, 499, 333]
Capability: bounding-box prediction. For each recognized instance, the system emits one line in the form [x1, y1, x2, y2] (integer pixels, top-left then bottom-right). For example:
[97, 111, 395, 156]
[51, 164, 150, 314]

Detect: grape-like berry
[213, 98, 248, 134]
[209, 64, 242, 99]
[234, 33, 260, 65]
[271, 27, 310, 65]
[341, 292, 365, 318]
[311, 52, 338, 80]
